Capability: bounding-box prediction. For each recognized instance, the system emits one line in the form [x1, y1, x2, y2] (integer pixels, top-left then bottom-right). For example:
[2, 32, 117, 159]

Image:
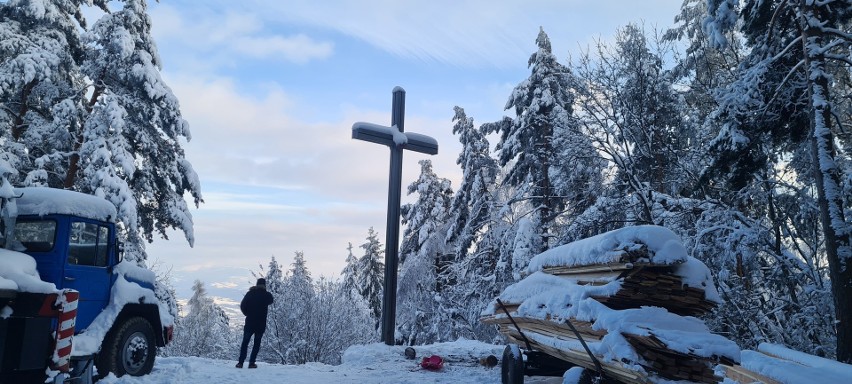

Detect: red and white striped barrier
[52, 290, 79, 372]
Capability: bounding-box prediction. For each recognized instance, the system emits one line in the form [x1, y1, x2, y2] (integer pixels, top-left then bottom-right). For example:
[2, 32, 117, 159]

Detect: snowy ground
[97, 340, 560, 384]
[93, 338, 852, 384]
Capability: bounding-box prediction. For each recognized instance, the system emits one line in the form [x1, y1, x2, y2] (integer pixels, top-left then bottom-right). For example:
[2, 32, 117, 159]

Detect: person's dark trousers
[238, 323, 265, 364]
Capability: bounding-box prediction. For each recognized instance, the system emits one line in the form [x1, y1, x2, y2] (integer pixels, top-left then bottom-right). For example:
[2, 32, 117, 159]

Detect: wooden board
[720, 364, 783, 384]
[502, 333, 653, 384]
[485, 316, 727, 384]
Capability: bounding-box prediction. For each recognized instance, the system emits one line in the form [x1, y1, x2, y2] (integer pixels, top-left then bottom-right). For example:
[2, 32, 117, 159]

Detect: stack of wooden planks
[480, 245, 731, 383]
[542, 262, 717, 317]
[625, 333, 734, 383]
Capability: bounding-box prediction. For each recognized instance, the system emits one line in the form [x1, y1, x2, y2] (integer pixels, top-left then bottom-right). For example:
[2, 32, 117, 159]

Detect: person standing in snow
[236, 278, 274, 368]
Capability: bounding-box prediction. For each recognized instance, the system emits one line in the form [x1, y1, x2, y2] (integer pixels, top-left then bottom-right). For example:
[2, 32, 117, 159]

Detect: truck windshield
[14, 220, 57, 252]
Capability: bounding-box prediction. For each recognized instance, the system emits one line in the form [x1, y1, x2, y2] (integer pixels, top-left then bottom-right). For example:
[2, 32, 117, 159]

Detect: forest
[1, 0, 850, 367]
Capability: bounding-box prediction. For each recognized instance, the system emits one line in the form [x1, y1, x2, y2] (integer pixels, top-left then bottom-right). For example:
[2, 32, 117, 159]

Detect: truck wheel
[501, 344, 524, 384]
[97, 317, 156, 377]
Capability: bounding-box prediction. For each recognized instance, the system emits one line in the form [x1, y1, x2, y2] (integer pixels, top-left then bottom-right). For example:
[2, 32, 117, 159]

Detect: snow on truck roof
[13, 187, 117, 222]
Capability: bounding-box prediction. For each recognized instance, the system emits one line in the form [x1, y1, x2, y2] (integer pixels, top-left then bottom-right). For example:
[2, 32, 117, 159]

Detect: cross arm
[352, 122, 438, 155]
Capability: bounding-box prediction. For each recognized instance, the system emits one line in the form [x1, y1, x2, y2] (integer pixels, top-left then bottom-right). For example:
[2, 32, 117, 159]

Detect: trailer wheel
[501, 344, 524, 384]
[97, 317, 156, 377]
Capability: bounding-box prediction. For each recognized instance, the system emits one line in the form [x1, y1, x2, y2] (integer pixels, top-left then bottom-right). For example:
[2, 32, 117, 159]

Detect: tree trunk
[64, 84, 104, 189]
[799, 1, 852, 363]
[11, 79, 38, 140]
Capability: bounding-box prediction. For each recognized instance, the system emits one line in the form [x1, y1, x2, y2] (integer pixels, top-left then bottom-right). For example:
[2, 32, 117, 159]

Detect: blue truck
[0, 187, 173, 382]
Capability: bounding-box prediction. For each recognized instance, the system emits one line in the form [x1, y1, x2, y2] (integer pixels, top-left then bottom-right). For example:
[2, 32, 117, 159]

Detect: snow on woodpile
[481, 225, 738, 383]
[724, 343, 852, 384]
[526, 225, 721, 304]
[13, 187, 117, 222]
[527, 225, 688, 269]
[0, 248, 57, 294]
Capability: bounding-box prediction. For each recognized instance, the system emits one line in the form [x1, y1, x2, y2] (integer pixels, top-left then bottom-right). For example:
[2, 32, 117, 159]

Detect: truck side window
[14, 220, 56, 252]
[69, 222, 108, 267]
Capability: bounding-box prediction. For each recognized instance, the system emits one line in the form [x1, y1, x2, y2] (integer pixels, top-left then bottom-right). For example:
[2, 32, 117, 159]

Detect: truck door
[63, 221, 111, 330]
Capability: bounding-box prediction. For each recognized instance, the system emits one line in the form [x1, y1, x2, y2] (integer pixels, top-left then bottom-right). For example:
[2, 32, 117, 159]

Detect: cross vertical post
[383, 88, 404, 345]
[351, 87, 438, 345]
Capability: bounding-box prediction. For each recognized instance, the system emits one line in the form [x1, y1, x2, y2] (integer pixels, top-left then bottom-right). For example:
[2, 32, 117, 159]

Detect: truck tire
[97, 317, 156, 377]
[501, 344, 524, 384]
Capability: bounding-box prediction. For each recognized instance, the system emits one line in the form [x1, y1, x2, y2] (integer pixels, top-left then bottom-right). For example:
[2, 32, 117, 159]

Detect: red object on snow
[420, 355, 444, 371]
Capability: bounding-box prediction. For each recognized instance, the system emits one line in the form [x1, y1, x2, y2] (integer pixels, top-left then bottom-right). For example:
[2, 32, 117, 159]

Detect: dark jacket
[240, 286, 274, 330]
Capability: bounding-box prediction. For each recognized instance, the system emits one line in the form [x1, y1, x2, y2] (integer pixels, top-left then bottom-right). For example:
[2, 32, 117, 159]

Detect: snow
[404, 131, 438, 147]
[487, 273, 739, 365]
[73, 261, 173, 356]
[114, 260, 158, 285]
[88, 338, 852, 384]
[98, 340, 515, 384]
[13, 187, 117, 222]
[672, 256, 722, 303]
[352, 122, 437, 149]
[481, 226, 739, 377]
[527, 225, 688, 271]
[0, 305, 12, 319]
[525, 225, 719, 302]
[483, 276, 739, 368]
[738, 344, 852, 384]
[0, 248, 57, 294]
[753, 343, 852, 380]
[392, 124, 408, 146]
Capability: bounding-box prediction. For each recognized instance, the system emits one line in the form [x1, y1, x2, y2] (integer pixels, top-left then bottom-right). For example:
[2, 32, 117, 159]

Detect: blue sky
[139, 0, 684, 302]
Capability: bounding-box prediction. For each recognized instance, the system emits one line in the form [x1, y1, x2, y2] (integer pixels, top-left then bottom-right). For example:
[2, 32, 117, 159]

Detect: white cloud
[166, 73, 461, 203]
[233, 34, 333, 63]
[149, 5, 334, 66]
[210, 0, 681, 68]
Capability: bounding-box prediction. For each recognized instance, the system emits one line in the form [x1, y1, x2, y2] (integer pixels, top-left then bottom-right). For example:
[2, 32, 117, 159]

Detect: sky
[136, 0, 685, 303]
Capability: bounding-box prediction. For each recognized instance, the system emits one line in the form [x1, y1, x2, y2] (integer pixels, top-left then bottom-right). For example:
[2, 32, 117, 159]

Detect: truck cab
[17, 213, 117, 331]
[4, 187, 172, 379]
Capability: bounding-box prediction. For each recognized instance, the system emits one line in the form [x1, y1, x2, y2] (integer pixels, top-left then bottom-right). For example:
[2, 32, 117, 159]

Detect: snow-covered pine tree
[0, 0, 100, 186]
[0, 0, 201, 264]
[167, 280, 231, 359]
[439, 107, 504, 341]
[79, 0, 201, 261]
[278, 251, 316, 364]
[340, 242, 360, 298]
[482, 28, 583, 270]
[399, 160, 453, 266]
[397, 159, 456, 344]
[356, 227, 384, 328]
[445, 107, 497, 260]
[258, 256, 288, 364]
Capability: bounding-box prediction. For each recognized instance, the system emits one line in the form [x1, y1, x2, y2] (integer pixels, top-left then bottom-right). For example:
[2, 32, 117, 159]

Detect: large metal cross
[352, 87, 438, 345]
